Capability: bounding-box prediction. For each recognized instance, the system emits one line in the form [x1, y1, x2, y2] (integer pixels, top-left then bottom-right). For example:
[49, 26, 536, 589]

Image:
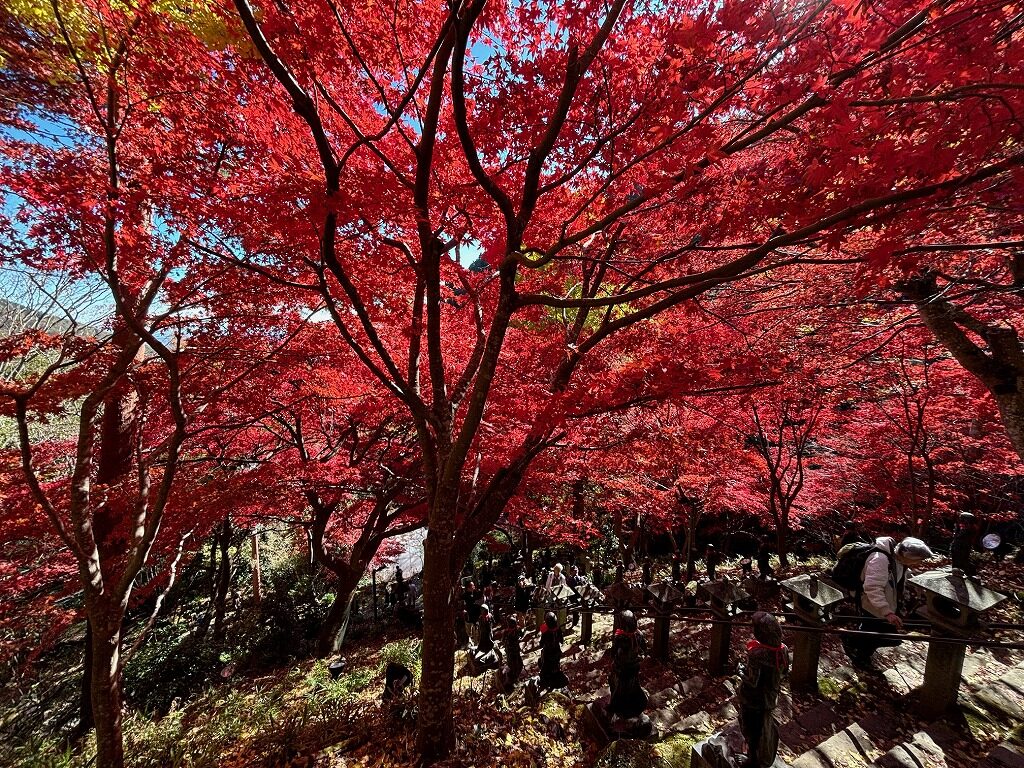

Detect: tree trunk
[994, 391, 1024, 462]
[776, 526, 790, 570]
[416, 534, 457, 764]
[90, 620, 125, 768]
[315, 572, 361, 658]
[685, 517, 697, 583]
[774, 505, 790, 573]
[251, 534, 262, 606]
[906, 275, 1024, 463]
[213, 517, 232, 644]
[77, 619, 95, 734]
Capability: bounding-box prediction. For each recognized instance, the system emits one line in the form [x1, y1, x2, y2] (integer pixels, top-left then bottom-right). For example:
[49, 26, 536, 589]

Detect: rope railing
[521, 601, 1024, 650]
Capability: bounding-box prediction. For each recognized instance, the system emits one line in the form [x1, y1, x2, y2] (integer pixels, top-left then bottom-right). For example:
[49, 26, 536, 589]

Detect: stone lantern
[646, 581, 684, 661]
[698, 578, 750, 675]
[576, 581, 606, 646]
[534, 583, 579, 632]
[604, 579, 642, 633]
[780, 573, 846, 691]
[908, 568, 1007, 718]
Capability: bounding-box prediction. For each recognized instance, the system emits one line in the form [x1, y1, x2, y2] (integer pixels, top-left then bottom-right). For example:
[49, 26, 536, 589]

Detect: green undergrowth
[9, 640, 421, 768]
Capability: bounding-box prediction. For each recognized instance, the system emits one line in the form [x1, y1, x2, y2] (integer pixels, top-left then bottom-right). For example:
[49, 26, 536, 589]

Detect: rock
[717, 701, 737, 720]
[876, 731, 946, 768]
[690, 726, 746, 768]
[539, 690, 574, 723]
[675, 710, 712, 735]
[454, 650, 473, 678]
[578, 702, 610, 746]
[649, 687, 683, 710]
[678, 675, 705, 696]
[976, 681, 1024, 722]
[880, 662, 923, 697]
[1000, 667, 1024, 697]
[960, 651, 1010, 687]
[593, 739, 662, 768]
[957, 699, 1002, 742]
[650, 703, 684, 734]
[656, 733, 704, 767]
[796, 701, 842, 736]
[594, 735, 697, 768]
[881, 668, 911, 696]
[988, 742, 1024, 768]
[791, 722, 881, 768]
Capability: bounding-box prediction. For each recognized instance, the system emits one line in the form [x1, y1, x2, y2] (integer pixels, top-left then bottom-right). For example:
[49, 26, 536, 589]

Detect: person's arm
[861, 552, 893, 618]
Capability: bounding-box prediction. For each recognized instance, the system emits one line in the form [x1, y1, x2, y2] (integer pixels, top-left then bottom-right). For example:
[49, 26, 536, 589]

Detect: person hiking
[950, 512, 979, 575]
[842, 535, 933, 669]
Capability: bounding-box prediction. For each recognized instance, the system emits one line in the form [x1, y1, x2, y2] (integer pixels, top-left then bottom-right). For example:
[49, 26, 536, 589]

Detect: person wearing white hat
[847, 535, 934, 669]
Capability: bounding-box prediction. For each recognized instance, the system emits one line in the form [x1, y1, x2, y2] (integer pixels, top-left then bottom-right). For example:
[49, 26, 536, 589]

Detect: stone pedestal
[907, 569, 1008, 720]
[709, 612, 731, 676]
[653, 613, 670, 662]
[698, 580, 749, 677]
[780, 574, 845, 693]
[645, 581, 683, 664]
[582, 610, 594, 646]
[918, 634, 966, 719]
[790, 625, 823, 692]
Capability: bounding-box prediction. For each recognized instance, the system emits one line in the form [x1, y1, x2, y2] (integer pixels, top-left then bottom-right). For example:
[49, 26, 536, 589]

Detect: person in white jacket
[846, 535, 934, 668]
[544, 563, 566, 590]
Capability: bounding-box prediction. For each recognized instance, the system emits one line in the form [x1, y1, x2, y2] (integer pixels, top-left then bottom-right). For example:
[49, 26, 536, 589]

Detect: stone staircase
[779, 647, 1024, 768]
[789, 722, 952, 768]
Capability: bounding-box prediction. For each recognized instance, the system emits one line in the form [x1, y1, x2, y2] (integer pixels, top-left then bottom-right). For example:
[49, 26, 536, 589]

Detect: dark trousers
[843, 614, 902, 661]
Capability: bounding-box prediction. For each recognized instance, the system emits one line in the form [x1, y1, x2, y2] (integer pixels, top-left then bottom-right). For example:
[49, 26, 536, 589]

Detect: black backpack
[829, 542, 884, 593]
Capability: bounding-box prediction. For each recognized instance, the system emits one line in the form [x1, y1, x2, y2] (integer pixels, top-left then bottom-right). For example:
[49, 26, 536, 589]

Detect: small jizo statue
[738, 611, 789, 768]
[705, 544, 720, 581]
[500, 615, 524, 691]
[608, 610, 649, 721]
[538, 611, 569, 690]
[472, 603, 502, 671]
[382, 661, 414, 703]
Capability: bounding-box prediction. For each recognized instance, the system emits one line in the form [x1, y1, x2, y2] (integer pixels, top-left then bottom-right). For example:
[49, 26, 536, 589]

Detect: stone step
[779, 701, 846, 754]
[973, 670, 1024, 723]
[875, 731, 947, 768]
[999, 666, 1024, 697]
[961, 649, 1012, 690]
[986, 741, 1024, 768]
[792, 722, 882, 768]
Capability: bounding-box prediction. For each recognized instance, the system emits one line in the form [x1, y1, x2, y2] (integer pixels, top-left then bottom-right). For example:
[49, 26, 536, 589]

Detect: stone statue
[454, 604, 469, 648]
[538, 610, 569, 690]
[471, 604, 502, 672]
[950, 511, 978, 575]
[500, 615, 524, 691]
[705, 544, 720, 581]
[738, 611, 789, 767]
[756, 540, 774, 581]
[382, 661, 414, 702]
[607, 609, 652, 737]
